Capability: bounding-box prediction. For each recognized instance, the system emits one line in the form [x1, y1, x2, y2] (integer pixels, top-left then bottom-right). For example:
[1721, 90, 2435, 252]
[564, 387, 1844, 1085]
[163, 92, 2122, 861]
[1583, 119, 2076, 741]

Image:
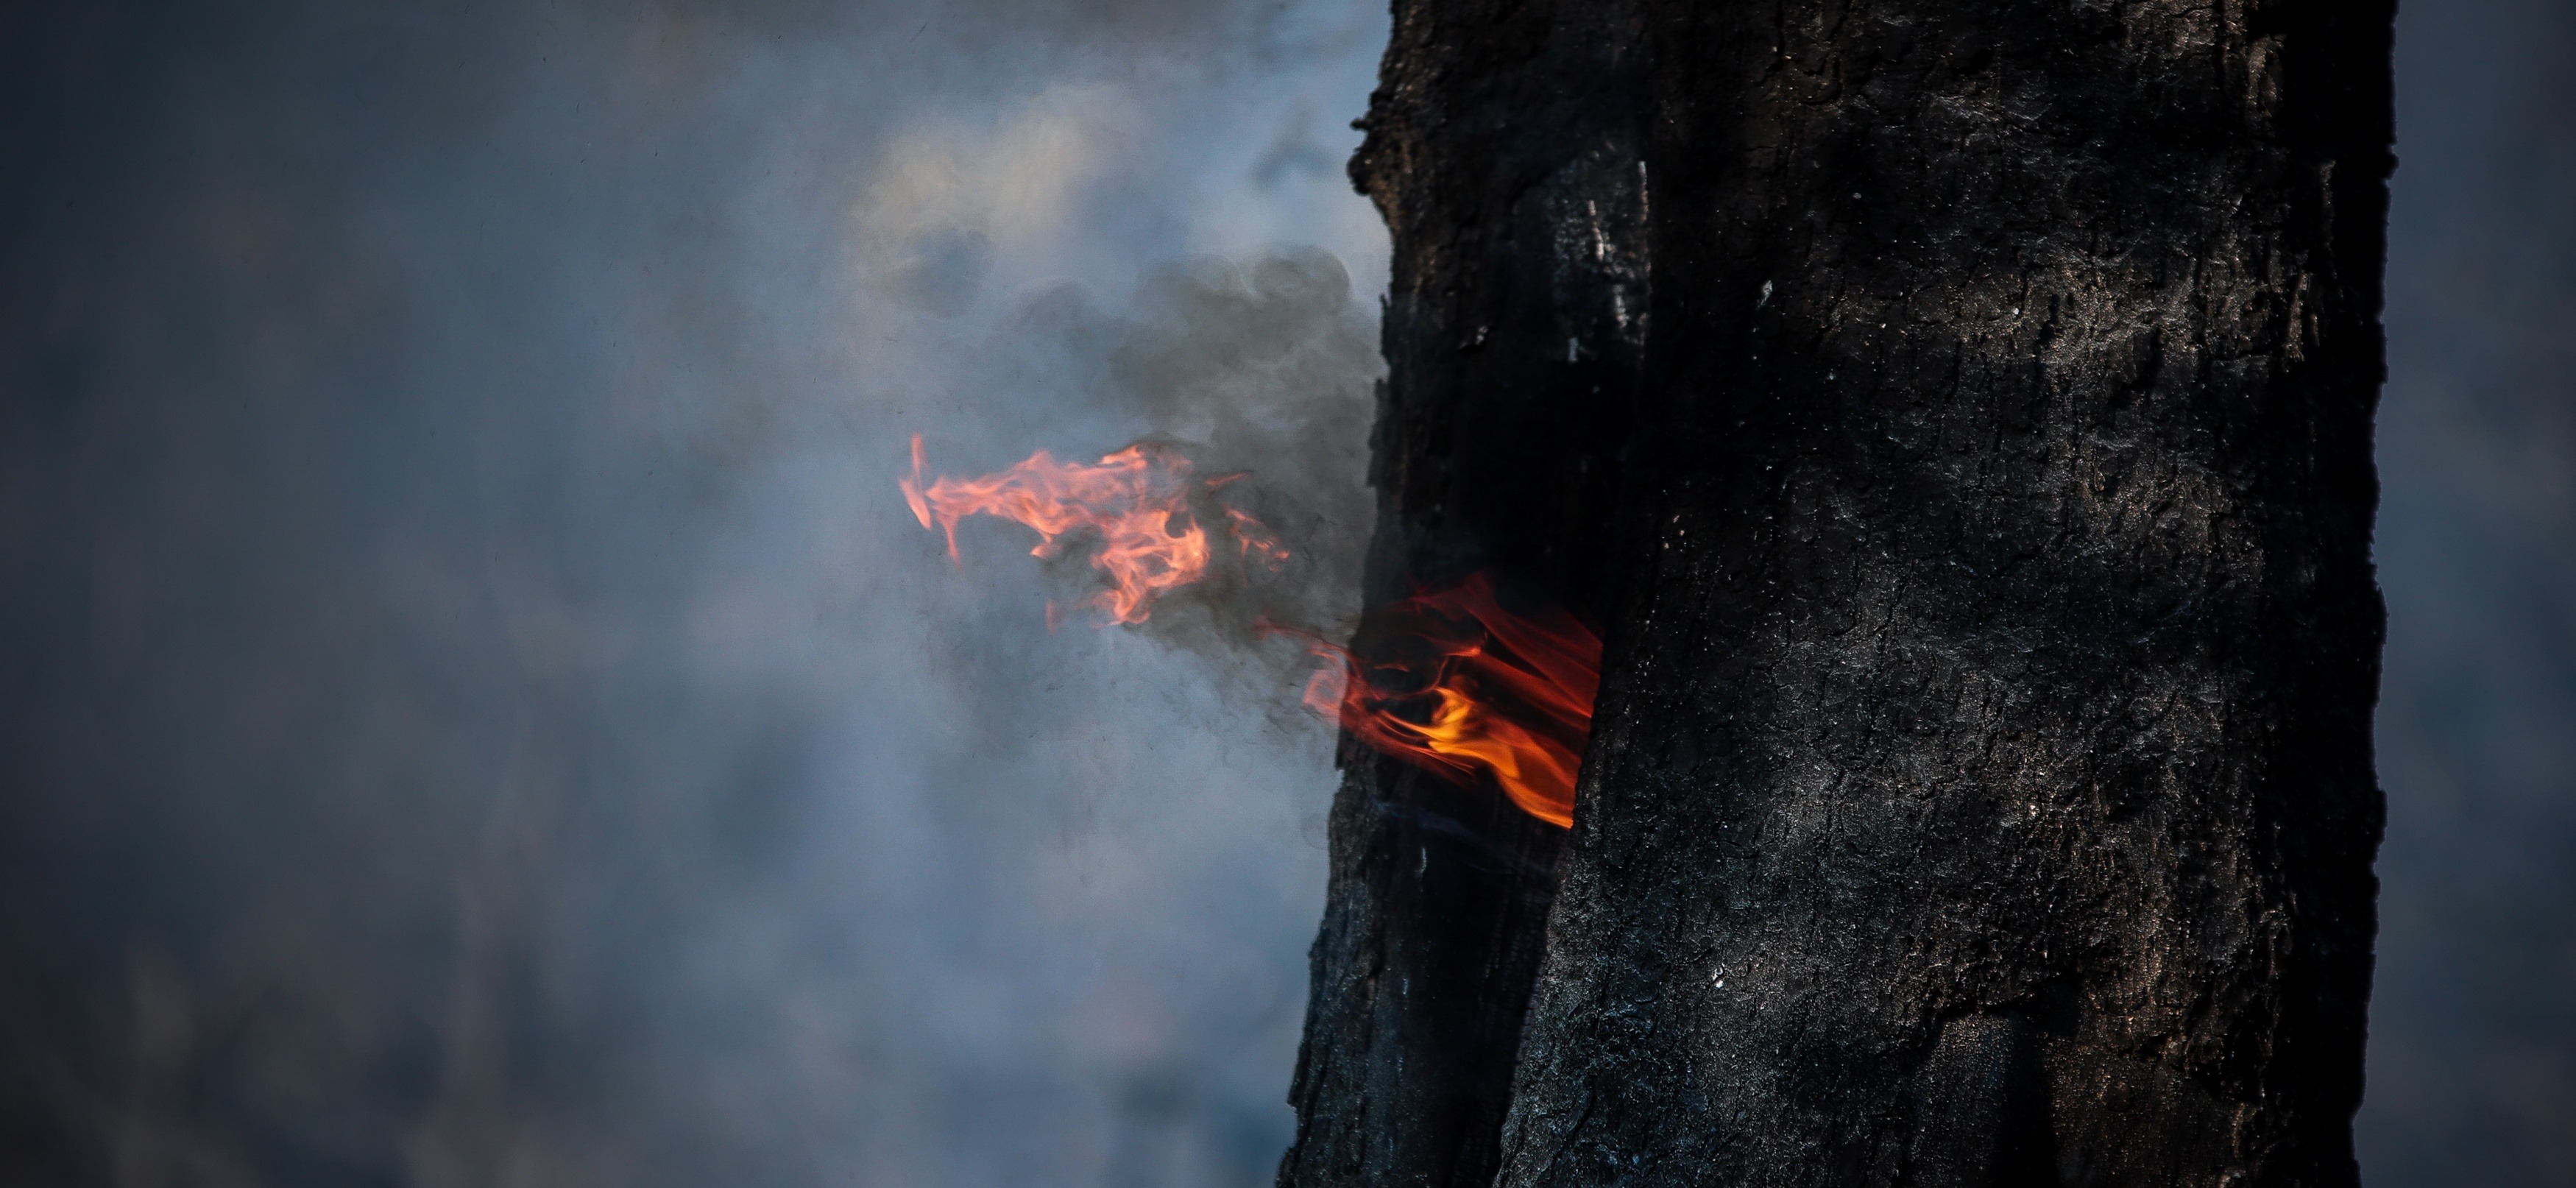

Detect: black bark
[1284, 2, 2392, 1187]
[1273, 6, 1647, 1187]
[1267, 9, 1649, 1185]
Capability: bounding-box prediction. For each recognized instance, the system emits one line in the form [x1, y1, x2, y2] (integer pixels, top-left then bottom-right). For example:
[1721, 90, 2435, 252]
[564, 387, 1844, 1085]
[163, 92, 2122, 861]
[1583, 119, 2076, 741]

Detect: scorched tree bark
[1281, 2, 2391, 1187]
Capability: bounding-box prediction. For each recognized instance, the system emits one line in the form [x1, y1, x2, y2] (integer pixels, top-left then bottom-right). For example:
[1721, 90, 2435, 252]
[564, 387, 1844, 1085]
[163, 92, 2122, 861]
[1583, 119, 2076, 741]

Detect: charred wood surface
[1286, 1, 2393, 1187]
[1273, 3, 1648, 1187]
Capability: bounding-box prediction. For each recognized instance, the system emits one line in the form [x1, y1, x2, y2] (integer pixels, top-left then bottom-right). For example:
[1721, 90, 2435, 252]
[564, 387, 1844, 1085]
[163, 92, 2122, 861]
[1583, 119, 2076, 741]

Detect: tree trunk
[1273, 5, 1649, 1187]
[1284, 2, 2392, 1187]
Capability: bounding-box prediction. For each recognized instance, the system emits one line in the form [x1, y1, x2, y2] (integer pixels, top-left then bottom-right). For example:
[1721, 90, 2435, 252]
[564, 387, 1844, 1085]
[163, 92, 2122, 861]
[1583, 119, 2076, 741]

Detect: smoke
[2360, 0, 2576, 1181]
[907, 247, 1381, 685]
[0, 1, 1384, 1185]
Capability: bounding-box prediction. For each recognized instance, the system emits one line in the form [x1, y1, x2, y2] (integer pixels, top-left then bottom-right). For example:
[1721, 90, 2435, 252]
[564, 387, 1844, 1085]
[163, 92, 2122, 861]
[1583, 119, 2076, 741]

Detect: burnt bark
[1272, 5, 1648, 1187]
[1284, 2, 2391, 1187]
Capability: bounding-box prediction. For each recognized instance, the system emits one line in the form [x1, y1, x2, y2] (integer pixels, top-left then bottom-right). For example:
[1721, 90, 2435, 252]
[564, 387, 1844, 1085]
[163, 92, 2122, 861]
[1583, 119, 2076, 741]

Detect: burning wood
[902, 436, 1599, 827]
[1265, 574, 1599, 828]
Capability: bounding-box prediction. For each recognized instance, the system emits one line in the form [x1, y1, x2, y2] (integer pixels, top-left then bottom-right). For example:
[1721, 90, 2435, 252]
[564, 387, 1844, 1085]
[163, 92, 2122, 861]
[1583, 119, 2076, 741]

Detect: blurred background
[0, 1, 2566, 1185]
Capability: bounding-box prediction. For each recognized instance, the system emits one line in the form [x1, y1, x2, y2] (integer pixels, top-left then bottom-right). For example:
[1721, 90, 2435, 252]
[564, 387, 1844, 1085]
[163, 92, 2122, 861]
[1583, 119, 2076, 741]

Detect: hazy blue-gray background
[1, 2, 2567, 1185]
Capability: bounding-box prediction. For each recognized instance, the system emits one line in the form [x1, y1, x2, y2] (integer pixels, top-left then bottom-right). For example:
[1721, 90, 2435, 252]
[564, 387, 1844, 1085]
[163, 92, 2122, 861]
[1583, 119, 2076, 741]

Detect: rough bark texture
[1284, 2, 2392, 1187]
[1273, 5, 1648, 1187]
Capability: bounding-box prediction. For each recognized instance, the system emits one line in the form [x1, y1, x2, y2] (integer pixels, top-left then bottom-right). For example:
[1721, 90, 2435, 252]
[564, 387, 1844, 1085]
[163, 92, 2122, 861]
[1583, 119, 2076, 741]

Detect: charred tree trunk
[1285, 2, 2391, 1187]
[1272, 7, 1648, 1188]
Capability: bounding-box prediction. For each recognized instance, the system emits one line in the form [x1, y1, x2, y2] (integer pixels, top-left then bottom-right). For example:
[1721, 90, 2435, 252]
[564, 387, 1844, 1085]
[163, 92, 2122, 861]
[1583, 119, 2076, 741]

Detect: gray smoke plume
[908, 244, 1380, 668]
[0, 2, 1385, 1186]
[892, 242, 1387, 857]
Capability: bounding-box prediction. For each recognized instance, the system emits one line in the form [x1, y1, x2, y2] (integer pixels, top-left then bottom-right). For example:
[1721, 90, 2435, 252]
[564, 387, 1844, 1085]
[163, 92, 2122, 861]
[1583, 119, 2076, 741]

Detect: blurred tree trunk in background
[1280, 1, 2394, 1187]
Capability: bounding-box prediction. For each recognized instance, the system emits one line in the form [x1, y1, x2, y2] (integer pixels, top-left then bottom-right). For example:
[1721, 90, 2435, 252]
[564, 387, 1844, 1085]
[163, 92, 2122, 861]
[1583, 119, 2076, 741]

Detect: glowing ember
[901, 434, 1286, 626]
[1271, 573, 1600, 827]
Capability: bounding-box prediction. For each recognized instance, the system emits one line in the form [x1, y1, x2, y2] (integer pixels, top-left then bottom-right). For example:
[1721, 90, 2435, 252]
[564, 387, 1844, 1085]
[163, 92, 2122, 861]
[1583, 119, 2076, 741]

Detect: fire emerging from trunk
[901, 438, 1598, 827]
[1269, 574, 1599, 828]
[901, 434, 1284, 626]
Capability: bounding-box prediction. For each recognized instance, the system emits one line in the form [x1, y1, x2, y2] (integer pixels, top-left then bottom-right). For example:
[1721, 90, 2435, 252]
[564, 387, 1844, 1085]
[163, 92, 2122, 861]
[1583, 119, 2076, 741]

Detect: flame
[1225, 506, 1291, 571]
[1271, 573, 1600, 827]
[902, 434, 1286, 626]
[900, 437, 1594, 824]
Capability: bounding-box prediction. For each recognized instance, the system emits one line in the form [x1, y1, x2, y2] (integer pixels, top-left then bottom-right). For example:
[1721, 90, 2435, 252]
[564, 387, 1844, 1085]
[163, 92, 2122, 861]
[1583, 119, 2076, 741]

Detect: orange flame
[902, 434, 1285, 626]
[1271, 573, 1599, 827]
[1225, 506, 1291, 571]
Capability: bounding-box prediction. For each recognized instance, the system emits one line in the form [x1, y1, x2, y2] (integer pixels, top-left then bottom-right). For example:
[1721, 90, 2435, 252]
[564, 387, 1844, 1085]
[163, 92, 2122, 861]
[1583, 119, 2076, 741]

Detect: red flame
[902, 434, 1284, 626]
[1270, 573, 1600, 828]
